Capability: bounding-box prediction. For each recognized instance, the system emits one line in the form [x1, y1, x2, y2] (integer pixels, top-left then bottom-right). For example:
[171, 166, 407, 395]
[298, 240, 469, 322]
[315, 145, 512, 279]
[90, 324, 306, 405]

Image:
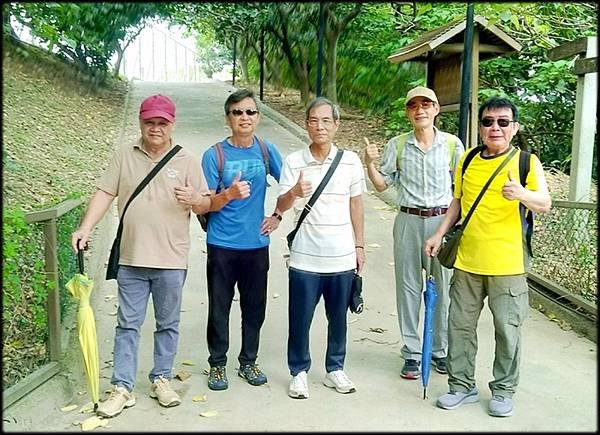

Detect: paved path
[3, 80, 597, 432]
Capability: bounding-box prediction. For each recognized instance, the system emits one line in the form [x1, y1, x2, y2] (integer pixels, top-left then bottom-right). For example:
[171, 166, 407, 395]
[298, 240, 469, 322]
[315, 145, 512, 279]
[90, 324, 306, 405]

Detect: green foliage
[194, 25, 231, 78]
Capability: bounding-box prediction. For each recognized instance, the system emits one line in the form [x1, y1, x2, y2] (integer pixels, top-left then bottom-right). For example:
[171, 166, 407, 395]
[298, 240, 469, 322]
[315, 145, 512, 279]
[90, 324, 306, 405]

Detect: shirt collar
[302, 143, 338, 164]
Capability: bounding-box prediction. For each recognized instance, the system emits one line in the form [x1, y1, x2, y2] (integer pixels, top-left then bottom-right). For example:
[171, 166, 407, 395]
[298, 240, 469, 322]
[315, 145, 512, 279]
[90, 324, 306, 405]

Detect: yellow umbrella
[65, 249, 99, 410]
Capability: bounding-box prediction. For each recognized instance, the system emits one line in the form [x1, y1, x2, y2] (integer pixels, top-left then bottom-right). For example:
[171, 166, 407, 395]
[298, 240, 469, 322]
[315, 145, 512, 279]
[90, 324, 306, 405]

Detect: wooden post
[468, 29, 480, 149]
[43, 219, 61, 361]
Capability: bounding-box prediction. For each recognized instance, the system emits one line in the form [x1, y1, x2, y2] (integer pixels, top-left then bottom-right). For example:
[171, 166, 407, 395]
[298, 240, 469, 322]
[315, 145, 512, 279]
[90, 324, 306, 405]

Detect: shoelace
[331, 371, 351, 385]
[107, 386, 126, 401]
[211, 367, 225, 380]
[491, 395, 505, 402]
[243, 365, 262, 378]
[154, 377, 170, 393]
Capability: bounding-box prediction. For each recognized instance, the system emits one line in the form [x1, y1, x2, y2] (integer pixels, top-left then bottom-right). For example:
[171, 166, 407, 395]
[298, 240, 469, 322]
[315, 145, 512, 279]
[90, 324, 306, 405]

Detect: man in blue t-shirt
[201, 88, 283, 391]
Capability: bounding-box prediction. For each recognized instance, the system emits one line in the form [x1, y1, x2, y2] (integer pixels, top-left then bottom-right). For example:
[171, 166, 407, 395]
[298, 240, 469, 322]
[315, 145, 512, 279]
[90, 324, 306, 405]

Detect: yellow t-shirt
[453, 147, 540, 275]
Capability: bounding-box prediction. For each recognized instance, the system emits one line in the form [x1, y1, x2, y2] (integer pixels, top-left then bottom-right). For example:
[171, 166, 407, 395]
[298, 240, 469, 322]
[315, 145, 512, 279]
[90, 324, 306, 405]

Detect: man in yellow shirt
[425, 96, 551, 417]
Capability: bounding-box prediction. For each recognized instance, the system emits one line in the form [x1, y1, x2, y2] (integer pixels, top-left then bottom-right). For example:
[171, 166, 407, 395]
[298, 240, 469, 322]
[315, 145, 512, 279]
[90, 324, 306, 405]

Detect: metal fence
[530, 200, 597, 308]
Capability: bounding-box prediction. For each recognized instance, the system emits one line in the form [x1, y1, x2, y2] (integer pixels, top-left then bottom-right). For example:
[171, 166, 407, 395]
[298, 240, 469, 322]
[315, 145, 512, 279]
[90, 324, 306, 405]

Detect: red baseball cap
[139, 94, 176, 122]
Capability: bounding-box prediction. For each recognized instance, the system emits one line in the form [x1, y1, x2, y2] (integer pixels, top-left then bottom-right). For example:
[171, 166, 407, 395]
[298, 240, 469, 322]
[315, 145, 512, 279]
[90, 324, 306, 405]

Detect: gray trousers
[393, 211, 451, 362]
[447, 270, 529, 398]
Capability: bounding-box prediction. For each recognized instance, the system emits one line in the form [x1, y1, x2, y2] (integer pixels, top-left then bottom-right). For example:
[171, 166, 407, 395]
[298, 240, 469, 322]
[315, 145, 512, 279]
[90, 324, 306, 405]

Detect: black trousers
[206, 244, 269, 367]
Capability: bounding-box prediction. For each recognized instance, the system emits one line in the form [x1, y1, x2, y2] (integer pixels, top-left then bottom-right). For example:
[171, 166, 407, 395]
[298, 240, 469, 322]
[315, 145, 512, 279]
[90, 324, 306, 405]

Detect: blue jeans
[111, 266, 186, 391]
[287, 267, 354, 376]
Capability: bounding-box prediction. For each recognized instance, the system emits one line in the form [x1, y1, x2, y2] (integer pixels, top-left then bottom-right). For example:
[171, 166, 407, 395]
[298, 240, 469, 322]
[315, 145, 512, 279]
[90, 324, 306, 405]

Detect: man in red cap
[72, 94, 210, 417]
[364, 86, 464, 380]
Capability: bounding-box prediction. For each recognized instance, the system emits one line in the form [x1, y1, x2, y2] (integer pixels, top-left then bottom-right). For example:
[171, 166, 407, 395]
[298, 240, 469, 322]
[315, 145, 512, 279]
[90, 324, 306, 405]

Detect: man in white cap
[364, 86, 464, 380]
[72, 94, 211, 417]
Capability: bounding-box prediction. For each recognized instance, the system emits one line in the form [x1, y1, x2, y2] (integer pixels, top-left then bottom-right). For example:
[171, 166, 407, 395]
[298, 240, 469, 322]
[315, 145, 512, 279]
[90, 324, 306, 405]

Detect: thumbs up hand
[291, 170, 313, 198]
[364, 137, 380, 165]
[175, 175, 202, 205]
[502, 169, 523, 201]
[226, 171, 251, 200]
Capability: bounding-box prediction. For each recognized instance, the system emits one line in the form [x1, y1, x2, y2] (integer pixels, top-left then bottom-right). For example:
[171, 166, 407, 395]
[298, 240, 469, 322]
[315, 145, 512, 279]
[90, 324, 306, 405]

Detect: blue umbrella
[421, 275, 438, 399]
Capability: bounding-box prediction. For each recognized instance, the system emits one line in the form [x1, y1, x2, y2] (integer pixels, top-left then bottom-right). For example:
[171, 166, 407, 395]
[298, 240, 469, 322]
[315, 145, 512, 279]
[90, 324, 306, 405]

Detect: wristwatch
[272, 212, 282, 221]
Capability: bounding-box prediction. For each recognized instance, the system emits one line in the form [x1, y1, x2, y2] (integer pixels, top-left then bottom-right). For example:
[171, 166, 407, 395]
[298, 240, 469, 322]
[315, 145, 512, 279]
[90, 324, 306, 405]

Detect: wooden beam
[24, 198, 84, 223]
[2, 362, 60, 410]
[574, 57, 597, 75]
[437, 42, 511, 54]
[528, 272, 597, 316]
[547, 37, 589, 61]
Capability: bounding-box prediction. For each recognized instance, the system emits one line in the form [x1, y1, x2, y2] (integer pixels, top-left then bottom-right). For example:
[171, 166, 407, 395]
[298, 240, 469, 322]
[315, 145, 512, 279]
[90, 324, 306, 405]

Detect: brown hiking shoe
[96, 385, 135, 417]
[149, 376, 181, 407]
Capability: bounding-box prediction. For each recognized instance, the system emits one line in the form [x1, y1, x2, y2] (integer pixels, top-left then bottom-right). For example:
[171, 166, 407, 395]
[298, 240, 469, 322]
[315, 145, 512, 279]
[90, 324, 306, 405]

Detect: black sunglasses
[228, 109, 259, 116]
[480, 117, 515, 128]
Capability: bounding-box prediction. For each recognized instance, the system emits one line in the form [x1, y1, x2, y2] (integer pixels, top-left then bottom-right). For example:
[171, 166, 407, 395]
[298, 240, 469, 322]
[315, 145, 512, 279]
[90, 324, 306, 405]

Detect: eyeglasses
[480, 117, 515, 128]
[228, 109, 259, 116]
[307, 117, 335, 127]
[406, 100, 434, 111]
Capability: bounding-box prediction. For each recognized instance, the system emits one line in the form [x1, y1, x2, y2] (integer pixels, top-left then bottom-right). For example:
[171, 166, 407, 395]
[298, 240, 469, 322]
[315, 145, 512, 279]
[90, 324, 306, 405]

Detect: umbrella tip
[423, 388, 427, 400]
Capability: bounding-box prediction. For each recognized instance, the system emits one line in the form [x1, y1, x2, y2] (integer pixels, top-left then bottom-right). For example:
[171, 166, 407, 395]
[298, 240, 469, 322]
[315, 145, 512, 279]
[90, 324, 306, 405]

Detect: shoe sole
[323, 378, 356, 394]
[149, 392, 181, 407]
[288, 391, 309, 399]
[437, 394, 479, 410]
[207, 383, 228, 391]
[434, 367, 448, 374]
[400, 372, 421, 380]
[489, 409, 513, 417]
[96, 398, 136, 418]
[238, 371, 267, 386]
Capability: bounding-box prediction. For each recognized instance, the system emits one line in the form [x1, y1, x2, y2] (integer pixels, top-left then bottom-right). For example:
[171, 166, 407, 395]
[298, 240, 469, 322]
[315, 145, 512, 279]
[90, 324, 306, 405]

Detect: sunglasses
[228, 109, 259, 116]
[406, 100, 434, 111]
[480, 117, 515, 128]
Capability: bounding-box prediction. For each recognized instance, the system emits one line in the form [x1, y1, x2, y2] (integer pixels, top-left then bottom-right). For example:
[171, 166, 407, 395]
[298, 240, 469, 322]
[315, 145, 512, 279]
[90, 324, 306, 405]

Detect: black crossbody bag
[105, 145, 182, 280]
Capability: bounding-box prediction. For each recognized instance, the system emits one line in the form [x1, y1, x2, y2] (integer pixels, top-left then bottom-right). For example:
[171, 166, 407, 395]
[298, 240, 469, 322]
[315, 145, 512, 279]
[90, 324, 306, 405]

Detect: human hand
[356, 247, 365, 274]
[364, 137, 379, 165]
[226, 171, 251, 200]
[424, 233, 443, 257]
[291, 170, 312, 198]
[502, 170, 524, 201]
[174, 175, 204, 206]
[260, 215, 281, 235]
[71, 229, 90, 252]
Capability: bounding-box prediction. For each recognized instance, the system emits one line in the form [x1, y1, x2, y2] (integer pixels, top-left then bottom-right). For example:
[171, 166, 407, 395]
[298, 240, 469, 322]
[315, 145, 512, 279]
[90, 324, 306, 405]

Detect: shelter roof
[388, 15, 522, 63]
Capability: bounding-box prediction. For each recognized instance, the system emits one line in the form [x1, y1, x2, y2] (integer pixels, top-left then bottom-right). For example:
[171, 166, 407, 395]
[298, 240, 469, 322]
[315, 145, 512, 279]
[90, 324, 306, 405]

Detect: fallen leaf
[104, 295, 116, 301]
[388, 262, 395, 266]
[369, 327, 386, 333]
[81, 415, 108, 431]
[181, 360, 195, 366]
[202, 368, 210, 375]
[108, 310, 117, 316]
[272, 293, 280, 299]
[175, 371, 192, 381]
[367, 243, 381, 248]
[79, 402, 95, 413]
[199, 410, 218, 418]
[60, 404, 78, 412]
[192, 394, 207, 402]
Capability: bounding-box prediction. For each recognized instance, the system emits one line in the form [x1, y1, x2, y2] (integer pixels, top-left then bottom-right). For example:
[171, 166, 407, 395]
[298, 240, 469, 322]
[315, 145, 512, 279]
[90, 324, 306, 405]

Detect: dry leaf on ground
[60, 404, 78, 412]
[192, 394, 207, 402]
[199, 410, 218, 418]
[175, 371, 192, 381]
[81, 415, 108, 431]
[181, 360, 195, 366]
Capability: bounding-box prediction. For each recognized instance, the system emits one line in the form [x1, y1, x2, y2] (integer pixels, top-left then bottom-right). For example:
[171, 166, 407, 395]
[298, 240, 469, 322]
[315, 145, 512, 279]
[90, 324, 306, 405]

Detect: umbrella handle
[77, 248, 84, 274]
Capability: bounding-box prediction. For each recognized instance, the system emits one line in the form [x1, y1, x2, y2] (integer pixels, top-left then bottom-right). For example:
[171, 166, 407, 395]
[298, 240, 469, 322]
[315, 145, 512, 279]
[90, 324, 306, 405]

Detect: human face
[226, 97, 260, 137]
[305, 104, 339, 146]
[479, 107, 519, 153]
[139, 117, 174, 149]
[405, 97, 439, 129]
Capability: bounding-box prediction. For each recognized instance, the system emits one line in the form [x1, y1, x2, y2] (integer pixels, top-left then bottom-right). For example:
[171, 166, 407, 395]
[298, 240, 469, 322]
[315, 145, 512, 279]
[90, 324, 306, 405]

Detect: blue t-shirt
[201, 137, 282, 249]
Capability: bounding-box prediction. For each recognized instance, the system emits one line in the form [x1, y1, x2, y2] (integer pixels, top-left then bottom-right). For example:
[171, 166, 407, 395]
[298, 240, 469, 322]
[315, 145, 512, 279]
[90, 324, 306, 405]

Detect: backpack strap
[255, 135, 271, 176]
[518, 150, 534, 257]
[213, 141, 226, 191]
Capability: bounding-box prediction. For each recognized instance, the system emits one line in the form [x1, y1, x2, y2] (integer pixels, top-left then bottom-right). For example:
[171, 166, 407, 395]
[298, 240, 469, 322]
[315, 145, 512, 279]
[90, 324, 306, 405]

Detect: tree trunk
[324, 32, 338, 103]
[112, 46, 124, 77]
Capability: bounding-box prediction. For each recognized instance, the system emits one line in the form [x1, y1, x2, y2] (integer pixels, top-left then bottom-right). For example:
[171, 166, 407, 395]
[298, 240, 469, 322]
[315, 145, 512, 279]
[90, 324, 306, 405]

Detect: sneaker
[96, 385, 135, 418]
[323, 370, 356, 394]
[288, 371, 309, 399]
[400, 359, 421, 379]
[207, 366, 228, 391]
[488, 395, 513, 417]
[238, 364, 268, 386]
[436, 389, 479, 410]
[432, 357, 448, 374]
[149, 376, 181, 407]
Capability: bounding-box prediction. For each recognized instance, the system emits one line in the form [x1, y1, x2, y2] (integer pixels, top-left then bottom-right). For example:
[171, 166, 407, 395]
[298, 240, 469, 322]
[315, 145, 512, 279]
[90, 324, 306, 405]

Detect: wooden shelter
[388, 15, 522, 148]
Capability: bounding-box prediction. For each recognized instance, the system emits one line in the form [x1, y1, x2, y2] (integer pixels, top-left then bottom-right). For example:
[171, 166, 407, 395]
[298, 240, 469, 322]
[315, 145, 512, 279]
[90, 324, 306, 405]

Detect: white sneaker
[96, 385, 135, 417]
[323, 369, 356, 394]
[150, 376, 181, 407]
[288, 371, 309, 399]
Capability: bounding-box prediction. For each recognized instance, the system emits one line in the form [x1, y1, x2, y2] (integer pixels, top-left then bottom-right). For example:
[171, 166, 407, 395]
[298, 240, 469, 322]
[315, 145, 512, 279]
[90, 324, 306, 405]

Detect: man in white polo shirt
[274, 97, 366, 399]
[72, 94, 210, 418]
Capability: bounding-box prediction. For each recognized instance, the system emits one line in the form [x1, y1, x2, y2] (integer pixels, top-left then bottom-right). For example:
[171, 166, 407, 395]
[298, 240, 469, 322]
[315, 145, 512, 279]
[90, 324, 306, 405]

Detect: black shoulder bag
[105, 145, 182, 280]
[437, 147, 518, 269]
[286, 149, 344, 249]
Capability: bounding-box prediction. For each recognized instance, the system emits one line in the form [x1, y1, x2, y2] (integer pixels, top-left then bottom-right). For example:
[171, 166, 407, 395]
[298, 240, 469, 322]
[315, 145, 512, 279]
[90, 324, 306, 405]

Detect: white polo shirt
[279, 144, 366, 273]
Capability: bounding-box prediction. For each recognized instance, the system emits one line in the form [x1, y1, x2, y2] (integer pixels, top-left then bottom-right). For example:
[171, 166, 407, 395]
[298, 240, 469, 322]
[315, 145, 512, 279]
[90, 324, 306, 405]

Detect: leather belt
[400, 206, 448, 217]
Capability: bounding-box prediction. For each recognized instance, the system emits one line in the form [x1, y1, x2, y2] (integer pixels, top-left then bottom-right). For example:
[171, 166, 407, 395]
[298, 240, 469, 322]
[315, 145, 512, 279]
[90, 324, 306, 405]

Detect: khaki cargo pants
[447, 269, 529, 399]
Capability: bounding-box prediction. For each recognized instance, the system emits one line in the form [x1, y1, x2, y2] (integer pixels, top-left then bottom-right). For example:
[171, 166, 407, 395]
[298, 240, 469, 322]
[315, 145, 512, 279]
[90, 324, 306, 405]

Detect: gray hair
[305, 97, 340, 121]
[224, 88, 260, 114]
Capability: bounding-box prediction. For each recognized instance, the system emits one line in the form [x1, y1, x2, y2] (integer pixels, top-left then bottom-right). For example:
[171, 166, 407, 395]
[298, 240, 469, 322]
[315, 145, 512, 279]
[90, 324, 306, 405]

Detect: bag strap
[291, 149, 344, 239]
[461, 147, 518, 230]
[115, 144, 182, 239]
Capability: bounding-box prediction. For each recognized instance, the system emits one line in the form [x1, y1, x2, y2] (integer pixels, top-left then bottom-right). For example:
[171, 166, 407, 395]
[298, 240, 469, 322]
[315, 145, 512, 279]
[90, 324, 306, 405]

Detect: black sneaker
[432, 357, 448, 374]
[400, 359, 421, 379]
[208, 366, 228, 391]
[238, 363, 267, 386]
